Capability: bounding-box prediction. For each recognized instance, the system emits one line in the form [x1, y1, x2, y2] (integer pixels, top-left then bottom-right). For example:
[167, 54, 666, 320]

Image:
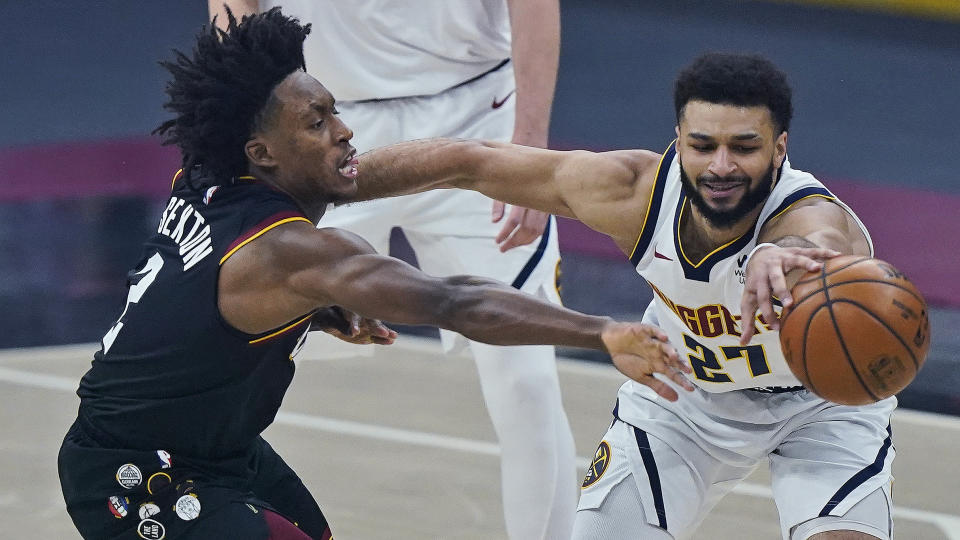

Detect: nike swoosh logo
[491, 90, 515, 109]
[654, 251, 672, 261]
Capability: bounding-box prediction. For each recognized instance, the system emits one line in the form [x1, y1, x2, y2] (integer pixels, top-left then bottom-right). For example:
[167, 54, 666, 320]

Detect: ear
[773, 131, 788, 168]
[674, 125, 682, 156]
[245, 136, 276, 169]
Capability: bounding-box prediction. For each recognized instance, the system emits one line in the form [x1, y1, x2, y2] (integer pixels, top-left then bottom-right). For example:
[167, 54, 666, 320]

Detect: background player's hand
[601, 322, 693, 401]
[739, 245, 839, 345]
[491, 201, 550, 252]
[311, 306, 398, 345]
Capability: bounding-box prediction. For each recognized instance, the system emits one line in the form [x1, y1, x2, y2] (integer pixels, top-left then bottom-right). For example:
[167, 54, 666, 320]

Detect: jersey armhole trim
[248, 311, 314, 345]
[220, 213, 312, 265]
[629, 140, 675, 266]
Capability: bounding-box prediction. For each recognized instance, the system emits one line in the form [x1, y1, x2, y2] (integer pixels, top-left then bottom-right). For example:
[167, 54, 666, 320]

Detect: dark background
[1, 0, 958, 413]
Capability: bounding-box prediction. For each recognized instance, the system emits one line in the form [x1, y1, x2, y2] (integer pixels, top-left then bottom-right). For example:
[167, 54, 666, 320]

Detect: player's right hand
[601, 322, 693, 401]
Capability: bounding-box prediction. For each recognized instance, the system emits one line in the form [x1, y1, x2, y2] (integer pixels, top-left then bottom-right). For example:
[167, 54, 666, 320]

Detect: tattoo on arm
[770, 235, 819, 249]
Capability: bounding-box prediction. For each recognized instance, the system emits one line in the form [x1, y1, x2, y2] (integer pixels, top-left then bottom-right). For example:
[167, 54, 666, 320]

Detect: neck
[255, 173, 324, 224]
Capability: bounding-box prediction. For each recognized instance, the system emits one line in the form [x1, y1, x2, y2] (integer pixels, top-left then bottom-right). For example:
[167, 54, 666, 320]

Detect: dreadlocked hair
[153, 7, 311, 189]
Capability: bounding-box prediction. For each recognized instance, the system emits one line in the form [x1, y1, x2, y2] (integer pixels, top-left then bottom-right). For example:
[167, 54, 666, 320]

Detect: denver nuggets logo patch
[581, 441, 611, 489]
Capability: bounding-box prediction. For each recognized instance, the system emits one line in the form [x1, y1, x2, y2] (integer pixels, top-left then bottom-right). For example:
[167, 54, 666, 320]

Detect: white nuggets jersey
[630, 141, 873, 393]
[262, 0, 512, 101]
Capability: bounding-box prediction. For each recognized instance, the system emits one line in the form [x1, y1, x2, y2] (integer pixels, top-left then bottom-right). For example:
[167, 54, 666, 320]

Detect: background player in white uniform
[211, 2, 574, 538]
[348, 53, 898, 540]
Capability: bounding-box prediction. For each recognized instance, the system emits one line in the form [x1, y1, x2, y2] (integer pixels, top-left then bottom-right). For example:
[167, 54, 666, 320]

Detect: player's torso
[264, 0, 511, 101]
[631, 141, 872, 392]
[77, 176, 315, 456]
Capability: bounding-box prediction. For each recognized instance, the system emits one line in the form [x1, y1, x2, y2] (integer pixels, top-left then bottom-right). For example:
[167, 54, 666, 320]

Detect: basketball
[779, 255, 931, 405]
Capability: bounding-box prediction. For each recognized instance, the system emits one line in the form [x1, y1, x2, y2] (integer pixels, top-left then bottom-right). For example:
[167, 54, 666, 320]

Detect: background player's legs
[572, 475, 674, 540]
[471, 341, 577, 540]
[409, 229, 575, 540]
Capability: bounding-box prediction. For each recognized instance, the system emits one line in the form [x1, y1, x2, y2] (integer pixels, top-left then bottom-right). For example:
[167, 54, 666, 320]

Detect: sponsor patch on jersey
[137, 518, 166, 540]
[116, 464, 143, 489]
[108, 495, 130, 518]
[581, 441, 611, 489]
[174, 494, 201, 521]
[146, 472, 172, 495]
[156, 449, 172, 469]
[138, 502, 161, 520]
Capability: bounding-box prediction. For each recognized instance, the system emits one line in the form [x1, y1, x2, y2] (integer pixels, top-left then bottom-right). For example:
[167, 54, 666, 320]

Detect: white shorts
[321, 61, 562, 351]
[579, 387, 896, 540]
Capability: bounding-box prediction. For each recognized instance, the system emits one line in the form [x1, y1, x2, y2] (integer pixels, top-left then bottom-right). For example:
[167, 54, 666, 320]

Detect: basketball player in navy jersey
[210, 2, 575, 537]
[353, 53, 895, 540]
[56, 10, 690, 540]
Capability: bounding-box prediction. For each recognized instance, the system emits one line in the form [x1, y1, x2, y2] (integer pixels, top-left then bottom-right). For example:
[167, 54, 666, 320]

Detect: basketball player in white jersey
[210, 2, 574, 539]
[352, 53, 897, 540]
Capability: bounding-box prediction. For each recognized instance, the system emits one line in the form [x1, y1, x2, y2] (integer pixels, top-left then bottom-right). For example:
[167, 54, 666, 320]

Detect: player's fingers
[641, 375, 680, 402]
[663, 343, 690, 374]
[494, 215, 521, 245]
[786, 253, 822, 273]
[740, 292, 759, 345]
[491, 200, 506, 223]
[756, 279, 779, 332]
[369, 335, 396, 345]
[796, 247, 841, 261]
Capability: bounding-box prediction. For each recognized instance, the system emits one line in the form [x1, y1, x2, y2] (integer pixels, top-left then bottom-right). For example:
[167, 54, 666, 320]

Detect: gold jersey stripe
[629, 140, 675, 261]
[249, 312, 313, 345]
[219, 217, 312, 265]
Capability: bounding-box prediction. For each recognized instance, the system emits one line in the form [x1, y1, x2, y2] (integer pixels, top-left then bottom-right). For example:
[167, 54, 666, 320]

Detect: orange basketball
[779, 255, 930, 405]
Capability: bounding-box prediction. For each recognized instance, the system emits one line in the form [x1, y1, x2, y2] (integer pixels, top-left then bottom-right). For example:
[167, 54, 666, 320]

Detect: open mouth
[701, 181, 744, 198]
[338, 149, 358, 179]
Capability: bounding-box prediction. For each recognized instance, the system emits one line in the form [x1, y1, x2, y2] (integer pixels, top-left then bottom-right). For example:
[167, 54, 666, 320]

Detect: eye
[313, 119, 324, 129]
[734, 146, 759, 154]
[691, 144, 712, 152]
[332, 107, 340, 115]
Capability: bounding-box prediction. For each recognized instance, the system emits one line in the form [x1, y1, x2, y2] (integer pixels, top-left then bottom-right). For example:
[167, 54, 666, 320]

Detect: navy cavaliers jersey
[76, 173, 315, 458]
[624, 141, 873, 395]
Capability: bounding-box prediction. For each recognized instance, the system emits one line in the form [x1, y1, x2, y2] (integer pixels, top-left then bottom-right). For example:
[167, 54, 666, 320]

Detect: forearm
[507, 0, 559, 148]
[440, 276, 612, 350]
[351, 138, 481, 202]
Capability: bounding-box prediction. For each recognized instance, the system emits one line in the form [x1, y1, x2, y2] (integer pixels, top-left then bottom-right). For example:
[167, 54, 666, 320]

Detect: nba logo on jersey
[156, 450, 172, 469]
[203, 186, 219, 205]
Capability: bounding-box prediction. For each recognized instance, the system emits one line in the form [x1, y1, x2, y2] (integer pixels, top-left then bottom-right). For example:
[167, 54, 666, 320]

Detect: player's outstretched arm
[220, 221, 692, 400]
[352, 139, 662, 253]
[739, 198, 870, 345]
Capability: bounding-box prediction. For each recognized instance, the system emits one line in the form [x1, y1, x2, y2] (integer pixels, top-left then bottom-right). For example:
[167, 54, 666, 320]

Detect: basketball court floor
[2, 336, 958, 539]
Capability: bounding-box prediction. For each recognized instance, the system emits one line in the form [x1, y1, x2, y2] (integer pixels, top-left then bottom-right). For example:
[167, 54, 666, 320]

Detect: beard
[679, 159, 776, 229]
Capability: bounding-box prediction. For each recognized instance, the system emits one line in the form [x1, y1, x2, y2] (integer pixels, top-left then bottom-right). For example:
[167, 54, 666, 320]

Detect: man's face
[675, 100, 787, 229]
[253, 71, 358, 202]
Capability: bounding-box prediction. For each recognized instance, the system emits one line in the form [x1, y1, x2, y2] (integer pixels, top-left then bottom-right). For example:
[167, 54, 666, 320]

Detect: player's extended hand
[601, 322, 694, 401]
[311, 306, 398, 345]
[739, 245, 839, 345]
[492, 201, 550, 252]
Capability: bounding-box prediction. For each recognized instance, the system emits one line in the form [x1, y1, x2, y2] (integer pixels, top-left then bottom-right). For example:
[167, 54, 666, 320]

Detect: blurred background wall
[1, 0, 958, 413]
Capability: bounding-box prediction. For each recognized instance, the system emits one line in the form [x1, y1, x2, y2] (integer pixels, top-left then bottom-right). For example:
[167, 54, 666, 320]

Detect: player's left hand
[492, 201, 549, 252]
[740, 245, 839, 345]
[311, 306, 398, 345]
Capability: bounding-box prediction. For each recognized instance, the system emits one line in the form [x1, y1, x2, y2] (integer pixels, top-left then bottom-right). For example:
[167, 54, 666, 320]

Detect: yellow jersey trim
[249, 312, 313, 345]
[675, 198, 750, 268]
[219, 216, 312, 265]
[629, 140, 675, 261]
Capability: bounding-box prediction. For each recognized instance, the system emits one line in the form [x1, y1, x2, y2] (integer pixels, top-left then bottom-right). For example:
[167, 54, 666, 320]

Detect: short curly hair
[674, 52, 793, 135]
[153, 7, 311, 188]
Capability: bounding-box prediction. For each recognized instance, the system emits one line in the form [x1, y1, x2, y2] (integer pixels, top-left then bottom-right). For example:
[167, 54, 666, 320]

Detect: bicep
[282, 228, 453, 325]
